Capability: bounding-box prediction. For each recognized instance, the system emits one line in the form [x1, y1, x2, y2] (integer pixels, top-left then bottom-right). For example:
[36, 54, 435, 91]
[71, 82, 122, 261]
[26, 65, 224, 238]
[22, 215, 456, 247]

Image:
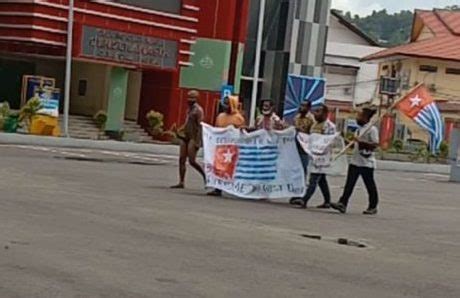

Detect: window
[343, 87, 352, 95]
[111, 0, 181, 14]
[419, 65, 438, 73]
[326, 65, 358, 76]
[78, 80, 87, 96]
[446, 68, 460, 75]
[379, 76, 400, 95]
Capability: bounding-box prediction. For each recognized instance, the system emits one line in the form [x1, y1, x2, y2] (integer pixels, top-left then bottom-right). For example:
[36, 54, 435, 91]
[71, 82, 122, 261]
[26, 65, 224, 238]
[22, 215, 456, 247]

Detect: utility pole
[249, 0, 266, 127]
[63, 0, 74, 137]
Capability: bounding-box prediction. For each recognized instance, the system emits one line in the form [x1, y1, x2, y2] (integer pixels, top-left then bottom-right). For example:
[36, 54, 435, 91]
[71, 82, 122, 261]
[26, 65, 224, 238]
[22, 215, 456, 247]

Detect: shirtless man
[170, 90, 206, 189]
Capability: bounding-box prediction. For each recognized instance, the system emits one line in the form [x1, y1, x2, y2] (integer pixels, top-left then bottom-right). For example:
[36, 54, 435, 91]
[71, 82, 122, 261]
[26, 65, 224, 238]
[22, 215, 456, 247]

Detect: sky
[332, 0, 459, 16]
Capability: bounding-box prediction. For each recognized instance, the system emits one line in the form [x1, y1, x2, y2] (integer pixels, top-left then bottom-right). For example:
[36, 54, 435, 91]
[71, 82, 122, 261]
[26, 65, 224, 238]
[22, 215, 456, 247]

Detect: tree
[444, 5, 460, 11]
[342, 9, 413, 46]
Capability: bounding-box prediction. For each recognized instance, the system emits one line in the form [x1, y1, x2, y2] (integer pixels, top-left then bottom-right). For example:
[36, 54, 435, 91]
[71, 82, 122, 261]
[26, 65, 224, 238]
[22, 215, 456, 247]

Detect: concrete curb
[376, 160, 450, 175]
[0, 132, 180, 155]
[0, 132, 451, 175]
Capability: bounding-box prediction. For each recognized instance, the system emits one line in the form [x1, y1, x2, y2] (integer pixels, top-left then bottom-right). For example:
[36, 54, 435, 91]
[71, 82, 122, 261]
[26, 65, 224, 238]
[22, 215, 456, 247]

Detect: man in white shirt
[331, 107, 380, 215]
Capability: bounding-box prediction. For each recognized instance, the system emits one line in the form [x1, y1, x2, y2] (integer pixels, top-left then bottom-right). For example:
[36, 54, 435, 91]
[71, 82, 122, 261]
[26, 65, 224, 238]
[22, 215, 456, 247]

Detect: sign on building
[180, 39, 232, 91]
[221, 85, 234, 103]
[21, 75, 55, 107]
[36, 87, 60, 118]
[81, 26, 178, 69]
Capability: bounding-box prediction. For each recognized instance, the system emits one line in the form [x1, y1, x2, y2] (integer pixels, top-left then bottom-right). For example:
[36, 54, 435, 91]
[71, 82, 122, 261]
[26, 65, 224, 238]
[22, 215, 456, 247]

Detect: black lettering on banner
[287, 184, 304, 195]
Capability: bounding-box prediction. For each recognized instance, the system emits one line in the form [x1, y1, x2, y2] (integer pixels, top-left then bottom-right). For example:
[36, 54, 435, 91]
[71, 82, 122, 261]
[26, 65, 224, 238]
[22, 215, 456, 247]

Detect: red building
[0, 0, 250, 134]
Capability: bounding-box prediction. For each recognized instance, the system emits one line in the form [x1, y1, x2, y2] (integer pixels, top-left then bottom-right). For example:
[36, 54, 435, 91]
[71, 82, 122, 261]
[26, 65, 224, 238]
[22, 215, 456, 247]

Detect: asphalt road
[1, 145, 459, 298]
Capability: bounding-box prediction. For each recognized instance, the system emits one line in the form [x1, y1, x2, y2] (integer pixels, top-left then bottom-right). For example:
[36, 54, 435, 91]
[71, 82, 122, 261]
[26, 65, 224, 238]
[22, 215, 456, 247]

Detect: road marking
[423, 173, 449, 179]
[1, 144, 179, 163]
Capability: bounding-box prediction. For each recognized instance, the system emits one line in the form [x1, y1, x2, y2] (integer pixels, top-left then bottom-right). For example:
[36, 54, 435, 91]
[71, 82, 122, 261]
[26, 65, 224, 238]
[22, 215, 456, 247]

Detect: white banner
[202, 124, 306, 199]
[297, 132, 348, 176]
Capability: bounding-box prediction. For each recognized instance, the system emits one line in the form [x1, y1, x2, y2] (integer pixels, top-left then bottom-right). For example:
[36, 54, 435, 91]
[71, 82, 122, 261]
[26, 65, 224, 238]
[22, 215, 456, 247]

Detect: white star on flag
[223, 149, 233, 163]
[410, 94, 422, 108]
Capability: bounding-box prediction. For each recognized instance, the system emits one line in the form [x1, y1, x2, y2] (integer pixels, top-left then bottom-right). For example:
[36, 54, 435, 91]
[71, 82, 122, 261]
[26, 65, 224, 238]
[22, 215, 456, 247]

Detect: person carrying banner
[215, 96, 246, 128]
[289, 101, 314, 203]
[202, 123, 307, 200]
[170, 90, 206, 189]
[293, 101, 314, 173]
[207, 96, 246, 197]
[330, 107, 380, 215]
[255, 99, 285, 131]
[291, 104, 336, 209]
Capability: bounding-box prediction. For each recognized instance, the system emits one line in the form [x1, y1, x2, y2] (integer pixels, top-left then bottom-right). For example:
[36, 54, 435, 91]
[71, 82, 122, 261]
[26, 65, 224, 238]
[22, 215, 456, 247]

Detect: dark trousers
[339, 165, 379, 209]
[296, 140, 309, 176]
[300, 153, 309, 176]
[303, 173, 331, 204]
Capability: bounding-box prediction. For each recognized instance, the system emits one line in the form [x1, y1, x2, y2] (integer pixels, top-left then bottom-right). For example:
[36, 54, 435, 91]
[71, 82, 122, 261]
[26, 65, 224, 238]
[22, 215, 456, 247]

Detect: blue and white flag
[202, 124, 306, 199]
[396, 84, 444, 154]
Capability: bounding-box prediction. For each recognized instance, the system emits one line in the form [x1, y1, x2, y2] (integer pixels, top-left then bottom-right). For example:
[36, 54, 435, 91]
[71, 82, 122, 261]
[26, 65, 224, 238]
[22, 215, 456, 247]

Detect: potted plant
[145, 110, 178, 142]
[391, 139, 404, 153]
[93, 110, 108, 139]
[432, 141, 450, 164]
[19, 96, 43, 132]
[0, 101, 10, 131]
[146, 110, 164, 136]
[3, 113, 19, 133]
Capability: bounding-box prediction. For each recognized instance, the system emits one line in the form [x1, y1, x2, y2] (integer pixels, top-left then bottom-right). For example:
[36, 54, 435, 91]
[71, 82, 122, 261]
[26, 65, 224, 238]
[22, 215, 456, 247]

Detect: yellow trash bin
[30, 115, 60, 137]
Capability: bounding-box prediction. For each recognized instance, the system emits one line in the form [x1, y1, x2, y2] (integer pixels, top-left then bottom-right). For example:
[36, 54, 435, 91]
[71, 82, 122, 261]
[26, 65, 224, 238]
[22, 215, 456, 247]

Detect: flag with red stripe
[396, 85, 444, 153]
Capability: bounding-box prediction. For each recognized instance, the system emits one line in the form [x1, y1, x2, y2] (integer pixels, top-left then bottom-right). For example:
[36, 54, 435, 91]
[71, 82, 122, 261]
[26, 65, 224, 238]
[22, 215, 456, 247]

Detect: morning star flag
[202, 124, 306, 199]
[283, 75, 325, 122]
[396, 84, 444, 153]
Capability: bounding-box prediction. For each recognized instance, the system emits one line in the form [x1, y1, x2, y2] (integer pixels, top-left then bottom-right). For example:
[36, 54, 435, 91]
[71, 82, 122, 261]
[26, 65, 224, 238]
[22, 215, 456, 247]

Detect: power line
[326, 79, 379, 88]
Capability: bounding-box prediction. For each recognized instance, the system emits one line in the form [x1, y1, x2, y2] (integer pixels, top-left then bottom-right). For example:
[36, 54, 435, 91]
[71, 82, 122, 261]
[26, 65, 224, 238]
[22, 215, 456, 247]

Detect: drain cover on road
[299, 234, 368, 249]
[300, 234, 322, 240]
[337, 238, 367, 248]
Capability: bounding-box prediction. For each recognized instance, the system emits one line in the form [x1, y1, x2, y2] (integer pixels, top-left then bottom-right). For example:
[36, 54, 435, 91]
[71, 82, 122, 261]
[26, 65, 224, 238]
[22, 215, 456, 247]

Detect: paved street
[0, 145, 459, 298]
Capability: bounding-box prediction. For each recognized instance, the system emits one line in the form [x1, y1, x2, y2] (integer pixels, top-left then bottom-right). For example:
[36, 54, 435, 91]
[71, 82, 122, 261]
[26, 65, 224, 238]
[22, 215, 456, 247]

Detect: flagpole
[249, 0, 266, 127]
[334, 83, 424, 160]
[63, 0, 74, 137]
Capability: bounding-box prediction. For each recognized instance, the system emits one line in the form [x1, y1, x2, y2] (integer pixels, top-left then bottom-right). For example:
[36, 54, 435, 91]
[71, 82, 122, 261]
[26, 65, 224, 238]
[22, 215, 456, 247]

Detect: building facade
[324, 10, 383, 126]
[364, 9, 460, 142]
[239, 0, 331, 116]
[0, 0, 250, 135]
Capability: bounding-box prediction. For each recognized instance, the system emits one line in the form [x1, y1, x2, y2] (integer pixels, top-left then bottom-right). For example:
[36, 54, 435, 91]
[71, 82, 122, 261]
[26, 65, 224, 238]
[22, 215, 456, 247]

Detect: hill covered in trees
[339, 5, 460, 47]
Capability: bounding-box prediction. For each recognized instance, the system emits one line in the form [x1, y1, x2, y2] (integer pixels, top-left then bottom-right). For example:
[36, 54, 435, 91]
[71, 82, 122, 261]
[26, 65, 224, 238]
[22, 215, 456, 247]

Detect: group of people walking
[171, 90, 380, 215]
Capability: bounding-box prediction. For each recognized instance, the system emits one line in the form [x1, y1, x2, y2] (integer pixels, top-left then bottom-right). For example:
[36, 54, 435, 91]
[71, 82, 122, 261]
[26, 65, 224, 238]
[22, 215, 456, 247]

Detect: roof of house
[363, 9, 460, 62]
[330, 9, 380, 47]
